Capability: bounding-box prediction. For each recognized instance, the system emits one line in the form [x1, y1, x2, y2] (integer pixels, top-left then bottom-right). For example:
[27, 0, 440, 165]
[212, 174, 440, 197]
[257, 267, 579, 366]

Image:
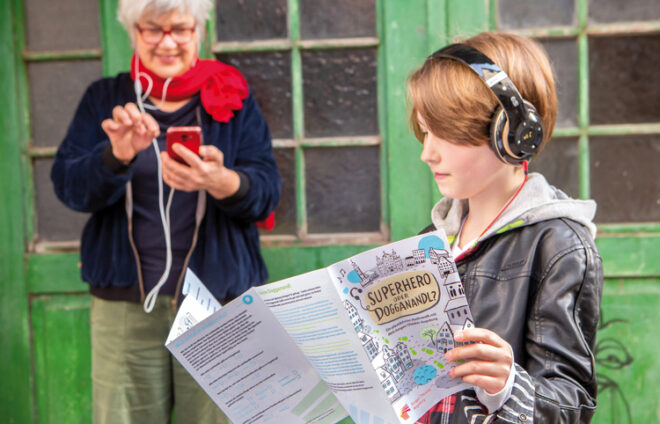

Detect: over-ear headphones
[430, 44, 544, 165]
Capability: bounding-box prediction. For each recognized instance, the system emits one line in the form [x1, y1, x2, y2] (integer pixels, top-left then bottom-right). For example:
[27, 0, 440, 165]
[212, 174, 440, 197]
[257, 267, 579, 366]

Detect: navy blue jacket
[51, 72, 281, 302]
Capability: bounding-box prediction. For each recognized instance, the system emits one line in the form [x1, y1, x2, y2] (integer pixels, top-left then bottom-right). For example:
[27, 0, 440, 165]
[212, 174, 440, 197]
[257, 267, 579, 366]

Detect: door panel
[32, 294, 92, 423]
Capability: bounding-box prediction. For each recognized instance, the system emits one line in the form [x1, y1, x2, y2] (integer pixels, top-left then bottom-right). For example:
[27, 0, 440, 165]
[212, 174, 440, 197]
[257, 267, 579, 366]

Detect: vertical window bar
[99, 0, 130, 77]
[429, 0, 449, 207]
[295, 145, 307, 236]
[577, 0, 590, 200]
[14, 0, 35, 245]
[203, 14, 215, 59]
[489, 0, 498, 31]
[427, 0, 448, 54]
[288, 0, 307, 235]
[376, 0, 389, 232]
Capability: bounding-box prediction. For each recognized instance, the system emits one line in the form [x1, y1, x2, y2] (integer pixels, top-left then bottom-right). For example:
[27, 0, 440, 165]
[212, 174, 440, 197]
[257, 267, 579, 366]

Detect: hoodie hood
[431, 172, 597, 246]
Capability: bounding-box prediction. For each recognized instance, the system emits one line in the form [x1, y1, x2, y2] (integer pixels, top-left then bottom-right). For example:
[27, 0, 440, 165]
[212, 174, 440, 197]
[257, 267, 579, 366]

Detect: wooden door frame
[0, 0, 34, 421]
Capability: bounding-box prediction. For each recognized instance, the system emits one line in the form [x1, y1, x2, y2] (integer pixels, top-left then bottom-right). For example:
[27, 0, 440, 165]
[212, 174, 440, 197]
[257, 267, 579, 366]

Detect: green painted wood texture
[0, 0, 35, 422]
[99, 0, 132, 76]
[31, 295, 93, 423]
[382, 0, 434, 240]
[593, 278, 660, 424]
[1, 0, 659, 422]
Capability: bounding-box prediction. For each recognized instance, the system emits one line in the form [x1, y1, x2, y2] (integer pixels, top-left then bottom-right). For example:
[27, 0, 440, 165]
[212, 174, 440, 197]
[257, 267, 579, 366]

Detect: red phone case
[166, 126, 202, 164]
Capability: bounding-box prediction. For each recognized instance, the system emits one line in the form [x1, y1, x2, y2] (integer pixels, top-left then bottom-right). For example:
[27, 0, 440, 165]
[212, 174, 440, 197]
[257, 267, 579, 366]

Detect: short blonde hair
[407, 32, 557, 155]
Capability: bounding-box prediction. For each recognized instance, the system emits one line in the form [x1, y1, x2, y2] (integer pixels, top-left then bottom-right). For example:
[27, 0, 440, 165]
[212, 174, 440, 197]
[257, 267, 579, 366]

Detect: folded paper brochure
[166, 229, 475, 424]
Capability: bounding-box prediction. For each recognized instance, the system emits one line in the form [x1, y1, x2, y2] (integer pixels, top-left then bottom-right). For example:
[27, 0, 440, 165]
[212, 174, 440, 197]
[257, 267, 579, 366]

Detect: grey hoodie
[430, 172, 597, 249]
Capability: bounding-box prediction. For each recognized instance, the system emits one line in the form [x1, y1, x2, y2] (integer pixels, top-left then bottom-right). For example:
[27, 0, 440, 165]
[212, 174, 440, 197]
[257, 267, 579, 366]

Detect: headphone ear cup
[519, 100, 544, 156]
[490, 106, 510, 163]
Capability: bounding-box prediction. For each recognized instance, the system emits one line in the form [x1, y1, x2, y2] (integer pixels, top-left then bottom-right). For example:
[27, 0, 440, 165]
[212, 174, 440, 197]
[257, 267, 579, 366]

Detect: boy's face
[418, 113, 511, 201]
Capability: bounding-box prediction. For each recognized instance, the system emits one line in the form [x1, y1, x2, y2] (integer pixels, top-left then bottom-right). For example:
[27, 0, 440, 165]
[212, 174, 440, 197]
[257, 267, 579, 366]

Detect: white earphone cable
[133, 56, 175, 314]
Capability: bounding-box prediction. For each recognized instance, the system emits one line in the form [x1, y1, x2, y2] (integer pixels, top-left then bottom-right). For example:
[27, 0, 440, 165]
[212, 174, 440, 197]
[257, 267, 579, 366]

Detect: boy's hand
[445, 328, 513, 394]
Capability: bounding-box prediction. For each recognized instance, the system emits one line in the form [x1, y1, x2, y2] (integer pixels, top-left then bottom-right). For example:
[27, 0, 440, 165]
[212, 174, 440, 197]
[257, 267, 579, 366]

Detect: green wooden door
[1, 1, 659, 423]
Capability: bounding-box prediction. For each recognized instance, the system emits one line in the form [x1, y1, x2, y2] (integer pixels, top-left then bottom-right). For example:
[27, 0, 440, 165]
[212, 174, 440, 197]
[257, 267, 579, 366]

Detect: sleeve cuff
[475, 353, 516, 413]
[102, 144, 135, 174]
[215, 170, 251, 205]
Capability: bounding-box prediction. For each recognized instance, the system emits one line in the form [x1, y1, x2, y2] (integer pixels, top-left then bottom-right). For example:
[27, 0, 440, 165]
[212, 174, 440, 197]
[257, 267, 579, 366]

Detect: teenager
[408, 32, 603, 423]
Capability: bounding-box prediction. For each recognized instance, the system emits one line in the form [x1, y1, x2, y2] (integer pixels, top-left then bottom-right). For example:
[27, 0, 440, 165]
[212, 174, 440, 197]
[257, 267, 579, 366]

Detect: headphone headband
[430, 44, 544, 164]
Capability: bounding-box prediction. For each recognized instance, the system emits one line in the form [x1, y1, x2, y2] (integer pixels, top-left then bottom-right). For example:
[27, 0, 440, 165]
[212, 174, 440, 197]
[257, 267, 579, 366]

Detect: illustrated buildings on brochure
[351, 260, 378, 287]
[404, 248, 427, 268]
[435, 274, 474, 353]
[344, 299, 412, 401]
[345, 299, 364, 333]
[429, 248, 457, 280]
[378, 367, 399, 399]
[342, 244, 473, 401]
[376, 250, 404, 276]
[377, 342, 414, 400]
[359, 331, 379, 361]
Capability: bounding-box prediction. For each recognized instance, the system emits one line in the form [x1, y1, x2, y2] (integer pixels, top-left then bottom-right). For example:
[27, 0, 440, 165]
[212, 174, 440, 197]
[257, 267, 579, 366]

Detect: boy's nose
[420, 139, 437, 164]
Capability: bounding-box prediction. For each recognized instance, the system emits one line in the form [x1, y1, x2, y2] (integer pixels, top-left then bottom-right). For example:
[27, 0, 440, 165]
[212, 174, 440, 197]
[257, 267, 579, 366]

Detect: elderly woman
[51, 0, 280, 422]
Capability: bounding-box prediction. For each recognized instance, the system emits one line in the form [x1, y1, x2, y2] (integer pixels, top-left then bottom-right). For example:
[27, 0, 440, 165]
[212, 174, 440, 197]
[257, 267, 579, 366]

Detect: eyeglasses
[135, 24, 195, 45]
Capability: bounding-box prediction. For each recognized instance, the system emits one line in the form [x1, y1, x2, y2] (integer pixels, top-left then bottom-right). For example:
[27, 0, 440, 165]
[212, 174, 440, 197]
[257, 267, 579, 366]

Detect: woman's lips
[434, 172, 449, 180]
[156, 54, 177, 64]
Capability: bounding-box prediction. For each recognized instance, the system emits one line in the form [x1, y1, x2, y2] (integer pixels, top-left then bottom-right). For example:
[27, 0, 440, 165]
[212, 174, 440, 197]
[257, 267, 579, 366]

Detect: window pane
[588, 0, 660, 24]
[305, 147, 380, 233]
[538, 38, 578, 128]
[217, 52, 293, 139]
[589, 35, 660, 125]
[262, 148, 297, 236]
[28, 60, 103, 148]
[300, 0, 376, 40]
[529, 137, 579, 198]
[34, 158, 89, 242]
[215, 0, 287, 41]
[498, 0, 575, 29]
[24, 0, 100, 51]
[590, 135, 660, 223]
[302, 48, 378, 138]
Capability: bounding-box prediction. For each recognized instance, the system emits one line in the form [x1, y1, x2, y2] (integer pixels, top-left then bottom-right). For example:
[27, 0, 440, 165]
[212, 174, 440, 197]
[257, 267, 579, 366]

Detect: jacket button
[519, 413, 528, 422]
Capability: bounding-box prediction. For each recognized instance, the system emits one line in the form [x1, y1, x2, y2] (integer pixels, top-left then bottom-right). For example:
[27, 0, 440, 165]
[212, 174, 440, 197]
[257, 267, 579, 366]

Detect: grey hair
[117, 0, 213, 49]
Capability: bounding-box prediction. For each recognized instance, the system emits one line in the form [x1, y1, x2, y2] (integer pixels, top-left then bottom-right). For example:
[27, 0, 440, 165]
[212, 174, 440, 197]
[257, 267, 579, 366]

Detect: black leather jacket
[423, 216, 603, 423]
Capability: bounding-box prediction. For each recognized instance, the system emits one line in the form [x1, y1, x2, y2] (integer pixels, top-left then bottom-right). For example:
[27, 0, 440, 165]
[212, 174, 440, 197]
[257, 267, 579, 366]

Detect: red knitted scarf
[130, 54, 248, 123]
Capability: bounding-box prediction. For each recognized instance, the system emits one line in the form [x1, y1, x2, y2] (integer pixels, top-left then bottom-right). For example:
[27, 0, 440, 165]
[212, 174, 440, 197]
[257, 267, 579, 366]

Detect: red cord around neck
[476, 160, 528, 241]
[456, 161, 528, 261]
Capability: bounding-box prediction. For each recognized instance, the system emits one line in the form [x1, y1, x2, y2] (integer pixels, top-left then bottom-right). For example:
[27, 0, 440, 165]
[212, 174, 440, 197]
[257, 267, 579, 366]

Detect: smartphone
[166, 126, 202, 164]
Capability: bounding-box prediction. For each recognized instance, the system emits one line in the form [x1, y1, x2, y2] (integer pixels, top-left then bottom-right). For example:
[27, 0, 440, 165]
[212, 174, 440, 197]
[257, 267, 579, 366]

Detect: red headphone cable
[477, 160, 528, 240]
[456, 161, 529, 261]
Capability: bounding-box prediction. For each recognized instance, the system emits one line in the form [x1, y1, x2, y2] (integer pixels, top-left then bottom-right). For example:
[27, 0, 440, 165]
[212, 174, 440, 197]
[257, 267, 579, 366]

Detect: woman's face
[135, 9, 198, 78]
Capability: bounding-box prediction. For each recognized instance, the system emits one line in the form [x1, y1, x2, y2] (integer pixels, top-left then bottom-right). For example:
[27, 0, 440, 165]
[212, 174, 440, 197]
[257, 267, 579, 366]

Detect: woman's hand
[445, 328, 513, 394]
[101, 103, 160, 164]
[161, 144, 241, 199]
